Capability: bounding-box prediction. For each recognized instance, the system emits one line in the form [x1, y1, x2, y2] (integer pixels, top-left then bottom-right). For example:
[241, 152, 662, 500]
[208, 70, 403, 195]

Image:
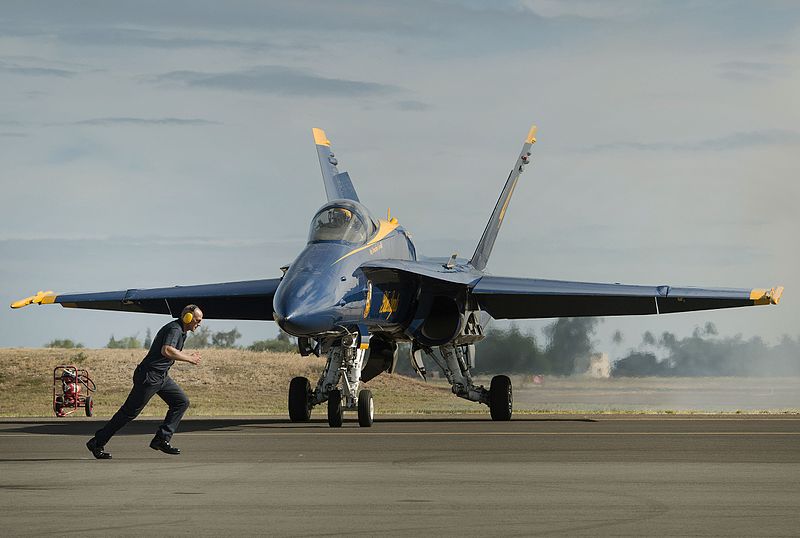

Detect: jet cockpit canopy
[308, 200, 378, 245]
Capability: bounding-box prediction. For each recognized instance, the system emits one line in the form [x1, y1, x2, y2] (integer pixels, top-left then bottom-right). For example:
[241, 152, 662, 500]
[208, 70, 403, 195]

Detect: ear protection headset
[181, 304, 199, 325]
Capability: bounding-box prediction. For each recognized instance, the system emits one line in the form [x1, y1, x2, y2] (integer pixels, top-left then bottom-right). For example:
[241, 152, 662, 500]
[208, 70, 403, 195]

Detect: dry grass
[4, 349, 797, 418]
[0, 348, 463, 417]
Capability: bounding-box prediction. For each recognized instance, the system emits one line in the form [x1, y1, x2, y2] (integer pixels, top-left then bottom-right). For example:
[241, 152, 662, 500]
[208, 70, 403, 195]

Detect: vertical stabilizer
[469, 125, 537, 271]
[313, 127, 360, 202]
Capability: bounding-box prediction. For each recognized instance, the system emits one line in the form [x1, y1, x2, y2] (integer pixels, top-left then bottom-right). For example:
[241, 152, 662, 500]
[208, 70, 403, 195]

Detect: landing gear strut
[418, 344, 513, 421]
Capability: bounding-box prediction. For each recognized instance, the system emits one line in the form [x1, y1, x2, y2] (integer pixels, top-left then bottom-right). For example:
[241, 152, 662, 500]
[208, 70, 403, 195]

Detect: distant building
[587, 352, 610, 378]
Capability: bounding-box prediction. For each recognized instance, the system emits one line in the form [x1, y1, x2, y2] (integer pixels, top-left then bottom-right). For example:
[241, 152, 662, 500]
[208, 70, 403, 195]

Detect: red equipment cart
[53, 365, 96, 417]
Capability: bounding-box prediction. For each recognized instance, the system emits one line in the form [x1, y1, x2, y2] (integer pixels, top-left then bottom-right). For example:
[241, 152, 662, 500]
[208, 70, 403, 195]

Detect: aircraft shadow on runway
[0, 415, 596, 436]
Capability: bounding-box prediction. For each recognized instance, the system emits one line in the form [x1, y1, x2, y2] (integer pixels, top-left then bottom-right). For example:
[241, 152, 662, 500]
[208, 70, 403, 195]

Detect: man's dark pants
[94, 365, 189, 447]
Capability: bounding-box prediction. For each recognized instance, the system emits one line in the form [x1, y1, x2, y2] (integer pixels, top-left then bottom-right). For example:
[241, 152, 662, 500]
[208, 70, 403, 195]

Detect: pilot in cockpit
[328, 208, 352, 228]
[310, 205, 369, 244]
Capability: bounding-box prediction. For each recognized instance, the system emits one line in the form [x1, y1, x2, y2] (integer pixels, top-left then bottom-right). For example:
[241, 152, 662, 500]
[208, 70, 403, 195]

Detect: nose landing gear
[288, 376, 312, 422]
[288, 342, 375, 427]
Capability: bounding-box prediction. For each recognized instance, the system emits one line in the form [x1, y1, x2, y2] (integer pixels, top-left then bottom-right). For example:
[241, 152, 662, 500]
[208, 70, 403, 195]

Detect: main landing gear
[489, 375, 512, 421]
[289, 342, 374, 427]
[415, 344, 513, 421]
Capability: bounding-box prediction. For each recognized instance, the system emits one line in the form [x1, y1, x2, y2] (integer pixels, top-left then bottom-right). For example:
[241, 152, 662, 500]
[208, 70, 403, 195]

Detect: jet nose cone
[273, 293, 335, 336]
[276, 311, 333, 337]
[273, 259, 341, 337]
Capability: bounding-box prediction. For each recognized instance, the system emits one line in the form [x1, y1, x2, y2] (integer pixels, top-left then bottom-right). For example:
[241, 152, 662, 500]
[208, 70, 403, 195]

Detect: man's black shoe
[150, 437, 181, 455]
[86, 437, 112, 459]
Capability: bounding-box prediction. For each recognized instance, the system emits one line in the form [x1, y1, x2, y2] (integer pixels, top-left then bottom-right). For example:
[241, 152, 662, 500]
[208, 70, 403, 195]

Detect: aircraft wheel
[357, 389, 374, 427]
[85, 396, 94, 417]
[327, 389, 343, 427]
[288, 377, 312, 422]
[489, 375, 512, 421]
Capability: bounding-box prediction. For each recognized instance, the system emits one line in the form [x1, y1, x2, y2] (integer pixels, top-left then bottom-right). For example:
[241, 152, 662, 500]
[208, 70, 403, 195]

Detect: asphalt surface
[1, 414, 799, 536]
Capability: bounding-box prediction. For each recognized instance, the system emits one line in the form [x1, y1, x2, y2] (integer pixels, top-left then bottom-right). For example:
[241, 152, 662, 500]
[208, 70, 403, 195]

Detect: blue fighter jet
[12, 126, 784, 426]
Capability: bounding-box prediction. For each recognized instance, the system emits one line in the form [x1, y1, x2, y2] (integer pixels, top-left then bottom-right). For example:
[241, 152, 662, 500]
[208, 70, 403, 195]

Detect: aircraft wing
[11, 278, 282, 320]
[313, 127, 359, 202]
[471, 276, 784, 319]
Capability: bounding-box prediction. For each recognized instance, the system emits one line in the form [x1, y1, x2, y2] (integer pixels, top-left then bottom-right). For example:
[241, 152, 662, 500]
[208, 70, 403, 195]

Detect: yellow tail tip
[526, 125, 538, 144]
[312, 127, 331, 147]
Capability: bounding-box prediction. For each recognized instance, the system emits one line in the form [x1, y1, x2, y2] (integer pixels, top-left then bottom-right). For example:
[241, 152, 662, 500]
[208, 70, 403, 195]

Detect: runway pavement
[1, 414, 799, 536]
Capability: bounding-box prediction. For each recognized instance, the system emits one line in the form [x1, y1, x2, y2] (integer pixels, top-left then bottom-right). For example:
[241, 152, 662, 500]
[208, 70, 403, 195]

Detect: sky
[1, 0, 797, 358]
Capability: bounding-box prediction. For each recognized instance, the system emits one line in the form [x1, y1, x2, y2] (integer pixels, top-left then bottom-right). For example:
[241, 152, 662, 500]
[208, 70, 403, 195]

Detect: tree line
[43, 318, 800, 377]
[612, 323, 800, 377]
[45, 326, 296, 352]
[394, 318, 599, 377]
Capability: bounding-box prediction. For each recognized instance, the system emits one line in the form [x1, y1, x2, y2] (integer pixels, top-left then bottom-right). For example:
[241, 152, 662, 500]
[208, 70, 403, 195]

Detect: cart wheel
[85, 396, 94, 417]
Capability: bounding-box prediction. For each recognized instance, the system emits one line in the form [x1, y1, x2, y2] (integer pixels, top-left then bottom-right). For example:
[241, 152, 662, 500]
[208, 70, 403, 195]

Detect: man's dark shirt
[139, 320, 186, 372]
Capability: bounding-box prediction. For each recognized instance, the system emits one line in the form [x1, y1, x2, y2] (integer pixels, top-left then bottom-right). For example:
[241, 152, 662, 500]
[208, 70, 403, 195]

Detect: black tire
[85, 396, 94, 417]
[288, 377, 312, 422]
[489, 375, 512, 421]
[357, 389, 374, 427]
[327, 389, 343, 428]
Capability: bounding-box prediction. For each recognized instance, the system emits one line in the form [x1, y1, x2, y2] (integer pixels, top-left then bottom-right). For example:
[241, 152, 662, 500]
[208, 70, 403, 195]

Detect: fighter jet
[12, 126, 783, 427]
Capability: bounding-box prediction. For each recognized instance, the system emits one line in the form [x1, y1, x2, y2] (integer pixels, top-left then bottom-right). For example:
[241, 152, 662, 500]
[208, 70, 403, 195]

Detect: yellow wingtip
[771, 286, 784, 305]
[10, 297, 33, 309]
[750, 286, 784, 306]
[312, 127, 331, 147]
[10, 290, 56, 309]
[526, 124, 537, 144]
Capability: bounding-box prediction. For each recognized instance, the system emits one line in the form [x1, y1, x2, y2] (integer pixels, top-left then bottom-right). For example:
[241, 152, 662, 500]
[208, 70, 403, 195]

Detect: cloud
[583, 129, 800, 152]
[395, 100, 432, 111]
[0, 235, 297, 248]
[153, 65, 401, 97]
[717, 61, 786, 82]
[519, 0, 656, 20]
[66, 117, 220, 127]
[0, 132, 27, 138]
[54, 27, 288, 52]
[0, 64, 76, 77]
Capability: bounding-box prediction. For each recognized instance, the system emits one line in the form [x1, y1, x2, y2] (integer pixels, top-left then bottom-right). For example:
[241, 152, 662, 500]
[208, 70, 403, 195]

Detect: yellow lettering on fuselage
[333, 219, 399, 265]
